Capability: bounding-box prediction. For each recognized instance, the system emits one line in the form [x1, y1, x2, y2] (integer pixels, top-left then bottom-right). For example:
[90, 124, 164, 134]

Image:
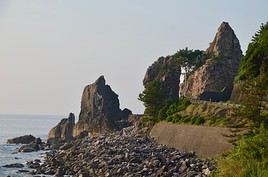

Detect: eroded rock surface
[73, 76, 132, 136]
[7, 135, 36, 144]
[180, 22, 242, 101]
[143, 56, 181, 102]
[48, 113, 75, 143]
[18, 137, 44, 153]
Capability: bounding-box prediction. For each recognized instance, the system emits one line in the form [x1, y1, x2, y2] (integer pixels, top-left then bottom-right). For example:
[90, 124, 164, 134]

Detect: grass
[214, 129, 268, 177]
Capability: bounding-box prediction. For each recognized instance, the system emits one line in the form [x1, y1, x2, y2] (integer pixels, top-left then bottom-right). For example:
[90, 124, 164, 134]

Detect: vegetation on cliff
[237, 22, 268, 81]
[139, 48, 204, 122]
[216, 22, 268, 177]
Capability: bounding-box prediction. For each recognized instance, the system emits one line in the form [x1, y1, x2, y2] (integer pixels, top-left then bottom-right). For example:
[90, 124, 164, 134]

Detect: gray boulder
[3, 163, 24, 168]
[18, 137, 43, 153]
[7, 135, 36, 144]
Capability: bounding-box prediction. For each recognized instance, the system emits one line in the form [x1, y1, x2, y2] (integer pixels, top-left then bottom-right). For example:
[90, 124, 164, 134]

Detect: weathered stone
[48, 113, 75, 143]
[55, 167, 65, 177]
[3, 163, 24, 168]
[7, 135, 36, 144]
[17, 169, 30, 173]
[143, 56, 181, 102]
[180, 22, 242, 101]
[18, 137, 44, 152]
[18, 145, 35, 152]
[73, 76, 132, 136]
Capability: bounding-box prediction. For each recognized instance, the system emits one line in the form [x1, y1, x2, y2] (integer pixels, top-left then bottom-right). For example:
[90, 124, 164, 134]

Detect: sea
[0, 114, 63, 177]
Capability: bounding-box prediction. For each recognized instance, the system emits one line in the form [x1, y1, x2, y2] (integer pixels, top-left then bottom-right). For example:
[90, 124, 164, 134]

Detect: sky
[0, 0, 267, 116]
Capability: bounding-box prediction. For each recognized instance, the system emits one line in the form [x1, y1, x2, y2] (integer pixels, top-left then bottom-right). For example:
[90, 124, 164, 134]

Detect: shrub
[172, 114, 182, 123]
[142, 115, 156, 123]
[157, 97, 191, 122]
[195, 117, 205, 125]
[215, 129, 268, 177]
[183, 117, 191, 123]
[166, 115, 174, 122]
[190, 116, 197, 124]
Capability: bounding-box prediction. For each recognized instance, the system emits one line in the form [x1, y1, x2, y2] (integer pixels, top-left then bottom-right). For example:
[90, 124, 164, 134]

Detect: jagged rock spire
[206, 22, 242, 58]
[180, 22, 242, 101]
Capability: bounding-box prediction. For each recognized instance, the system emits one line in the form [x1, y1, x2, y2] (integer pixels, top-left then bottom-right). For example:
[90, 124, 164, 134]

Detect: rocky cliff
[143, 56, 181, 102]
[73, 76, 132, 136]
[48, 113, 75, 143]
[180, 22, 242, 101]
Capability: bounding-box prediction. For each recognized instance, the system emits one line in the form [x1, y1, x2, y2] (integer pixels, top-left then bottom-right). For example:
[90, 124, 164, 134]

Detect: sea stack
[73, 76, 132, 136]
[180, 22, 242, 101]
[47, 113, 75, 143]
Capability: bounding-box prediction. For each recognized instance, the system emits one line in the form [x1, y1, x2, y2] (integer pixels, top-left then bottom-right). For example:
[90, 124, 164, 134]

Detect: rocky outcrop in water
[180, 22, 242, 101]
[48, 113, 75, 143]
[7, 135, 36, 144]
[18, 138, 44, 152]
[73, 76, 132, 136]
[143, 56, 181, 102]
[7, 135, 45, 152]
[3, 163, 24, 168]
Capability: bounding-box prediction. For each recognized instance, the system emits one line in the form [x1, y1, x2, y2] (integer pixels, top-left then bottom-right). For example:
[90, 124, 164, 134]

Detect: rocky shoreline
[20, 127, 214, 177]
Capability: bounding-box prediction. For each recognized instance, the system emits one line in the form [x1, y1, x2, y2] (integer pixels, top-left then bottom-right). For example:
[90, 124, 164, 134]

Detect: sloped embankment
[180, 101, 233, 119]
[150, 122, 234, 157]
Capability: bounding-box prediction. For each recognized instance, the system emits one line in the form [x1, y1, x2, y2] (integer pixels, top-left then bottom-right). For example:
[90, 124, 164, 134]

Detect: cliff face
[73, 76, 132, 136]
[143, 56, 181, 102]
[48, 113, 75, 143]
[180, 22, 242, 101]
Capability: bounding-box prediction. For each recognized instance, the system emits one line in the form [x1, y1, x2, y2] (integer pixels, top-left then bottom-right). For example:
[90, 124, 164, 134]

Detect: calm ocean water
[0, 114, 63, 177]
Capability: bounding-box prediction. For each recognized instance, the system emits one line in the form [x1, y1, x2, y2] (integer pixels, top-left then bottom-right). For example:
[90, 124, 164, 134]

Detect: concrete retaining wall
[150, 122, 233, 158]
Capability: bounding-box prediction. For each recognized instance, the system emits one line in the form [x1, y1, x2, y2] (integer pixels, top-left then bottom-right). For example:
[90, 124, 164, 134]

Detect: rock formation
[180, 22, 242, 101]
[18, 138, 44, 152]
[48, 113, 75, 143]
[73, 76, 132, 136]
[143, 56, 181, 102]
[7, 135, 36, 144]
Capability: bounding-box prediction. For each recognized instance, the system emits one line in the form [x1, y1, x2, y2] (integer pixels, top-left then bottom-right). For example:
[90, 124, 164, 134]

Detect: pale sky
[0, 0, 267, 116]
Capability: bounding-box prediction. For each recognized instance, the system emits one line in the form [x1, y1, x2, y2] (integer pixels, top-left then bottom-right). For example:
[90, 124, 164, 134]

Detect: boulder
[73, 76, 132, 136]
[143, 56, 181, 102]
[18, 137, 44, 152]
[48, 113, 75, 143]
[3, 163, 24, 168]
[180, 22, 242, 101]
[7, 135, 36, 144]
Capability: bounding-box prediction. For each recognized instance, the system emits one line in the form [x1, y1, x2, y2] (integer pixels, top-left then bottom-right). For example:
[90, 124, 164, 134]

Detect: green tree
[138, 80, 164, 119]
[237, 22, 268, 81]
[173, 48, 204, 74]
[235, 25, 268, 130]
[173, 48, 204, 96]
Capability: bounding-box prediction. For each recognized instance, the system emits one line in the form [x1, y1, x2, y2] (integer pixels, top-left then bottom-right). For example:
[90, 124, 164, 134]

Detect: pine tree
[138, 80, 164, 119]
